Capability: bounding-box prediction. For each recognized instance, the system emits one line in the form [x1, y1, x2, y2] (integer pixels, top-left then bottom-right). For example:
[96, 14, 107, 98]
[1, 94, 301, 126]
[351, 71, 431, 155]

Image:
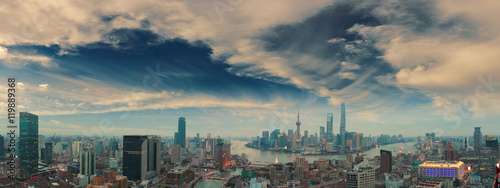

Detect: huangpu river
[195, 140, 417, 187]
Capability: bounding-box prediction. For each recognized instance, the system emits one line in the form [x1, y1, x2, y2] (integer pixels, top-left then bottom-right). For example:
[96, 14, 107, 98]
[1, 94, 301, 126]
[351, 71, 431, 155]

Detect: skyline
[1, 0, 500, 137]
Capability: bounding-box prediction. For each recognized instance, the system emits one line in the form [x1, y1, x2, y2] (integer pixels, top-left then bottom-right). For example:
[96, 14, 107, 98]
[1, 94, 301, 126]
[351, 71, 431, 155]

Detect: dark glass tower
[45, 143, 53, 164]
[123, 135, 161, 181]
[326, 113, 333, 142]
[177, 117, 186, 148]
[0, 135, 4, 159]
[19, 112, 39, 179]
[474, 127, 482, 154]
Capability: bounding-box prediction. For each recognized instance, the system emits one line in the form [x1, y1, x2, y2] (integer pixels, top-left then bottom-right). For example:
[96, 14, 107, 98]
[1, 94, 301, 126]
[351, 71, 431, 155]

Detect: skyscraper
[474, 127, 482, 154]
[45, 143, 53, 164]
[177, 117, 186, 148]
[215, 143, 231, 170]
[19, 112, 39, 179]
[326, 113, 333, 142]
[171, 144, 182, 164]
[444, 142, 456, 161]
[80, 147, 96, 175]
[486, 136, 498, 162]
[147, 136, 161, 176]
[0, 135, 4, 159]
[355, 133, 363, 150]
[380, 150, 392, 174]
[123, 135, 161, 181]
[262, 131, 269, 139]
[340, 102, 346, 133]
[72, 141, 82, 158]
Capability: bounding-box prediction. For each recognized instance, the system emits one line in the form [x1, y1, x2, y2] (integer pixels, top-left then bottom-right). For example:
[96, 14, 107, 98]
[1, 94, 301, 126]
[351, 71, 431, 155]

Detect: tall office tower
[19, 112, 39, 179]
[464, 137, 467, 149]
[72, 141, 82, 158]
[486, 136, 498, 162]
[0, 135, 4, 159]
[171, 144, 182, 164]
[262, 131, 270, 139]
[215, 143, 231, 170]
[479, 147, 495, 176]
[95, 140, 104, 156]
[112, 140, 119, 151]
[123, 135, 161, 181]
[340, 102, 346, 133]
[474, 127, 482, 154]
[444, 142, 456, 161]
[380, 150, 392, 174]
[355, 133, 363, 150]
[80, 147, 96, 175]
[278, 133, 288, 148]
[326, 113, 333, 142]
[147, 136, 161, 176]
[38, 135, 45, 160]
[288, 129, 294, 142]
[270, 129, 280, 141]
[303, 130, 309, 146]
[346, 167, 375, 188]
[177, 117, 186, 148]
[45, 143, 53, 164]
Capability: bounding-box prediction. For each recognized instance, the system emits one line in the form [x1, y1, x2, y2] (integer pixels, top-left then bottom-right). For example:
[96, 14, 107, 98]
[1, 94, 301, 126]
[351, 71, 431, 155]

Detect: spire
[297, 107, 300, 121]
[296, 107, 301, 126]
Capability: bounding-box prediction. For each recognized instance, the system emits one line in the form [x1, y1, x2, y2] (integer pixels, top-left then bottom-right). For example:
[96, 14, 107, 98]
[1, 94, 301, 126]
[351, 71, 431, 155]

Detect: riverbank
[244, 142, 413, 156]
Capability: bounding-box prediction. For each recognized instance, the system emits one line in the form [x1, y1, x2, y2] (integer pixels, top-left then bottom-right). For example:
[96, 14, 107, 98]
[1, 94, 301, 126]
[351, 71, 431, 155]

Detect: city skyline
[1, 0, 500, 137]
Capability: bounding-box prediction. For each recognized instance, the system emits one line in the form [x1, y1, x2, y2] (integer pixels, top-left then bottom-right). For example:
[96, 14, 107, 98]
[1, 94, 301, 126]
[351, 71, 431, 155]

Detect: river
[195, 140, 417, 187]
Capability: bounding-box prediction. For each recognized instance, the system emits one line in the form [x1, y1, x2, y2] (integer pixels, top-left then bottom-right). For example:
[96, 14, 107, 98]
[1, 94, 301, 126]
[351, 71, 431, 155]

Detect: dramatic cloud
[0, 0, 498, 136]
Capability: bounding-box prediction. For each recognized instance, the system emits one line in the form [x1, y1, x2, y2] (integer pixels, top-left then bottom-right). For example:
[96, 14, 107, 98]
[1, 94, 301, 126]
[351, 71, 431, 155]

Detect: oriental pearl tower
[296, 108, 301, 133]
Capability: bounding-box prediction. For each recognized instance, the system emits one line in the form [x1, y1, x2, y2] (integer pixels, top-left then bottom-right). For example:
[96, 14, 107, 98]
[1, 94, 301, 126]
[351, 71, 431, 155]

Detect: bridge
[205, 177, 228, 181]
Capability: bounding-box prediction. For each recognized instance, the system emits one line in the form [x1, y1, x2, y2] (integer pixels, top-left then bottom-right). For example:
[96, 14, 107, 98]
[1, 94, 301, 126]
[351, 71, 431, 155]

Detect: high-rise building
[171, 144, 182, 164]
[474, 127, 482, 154]
[147, 136, 161, 176]
[340, 102, 346, 133]
[346, 167, 375, 188]
[95, 140, 104, 156]
[380, 150, 392, 174]
[72, 141, 82, 158]
[80, 147, 96, 175]
[485, 136, 498, 162]
[479, 147, 495, 176]
[45, 143, 53, 164]
[0, 135, 4, 159]
[19, 112, 39, 179]
[38, 135, 45, 160]
[355, 133, 363, 150]
[262, 131, 269, 139]
[270, 129, 280, 141]
[326, 113, 333, 142]
[444, 142, 456, 161]
[319, 126, 325, 142]
[177, 117, 186, 148]
[123, 135, 161, 181]
[215, 143, 230, 170]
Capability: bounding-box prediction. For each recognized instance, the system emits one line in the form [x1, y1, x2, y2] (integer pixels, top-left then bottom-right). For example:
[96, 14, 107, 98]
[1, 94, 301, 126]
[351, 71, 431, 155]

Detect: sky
[0, 0, 499, 137]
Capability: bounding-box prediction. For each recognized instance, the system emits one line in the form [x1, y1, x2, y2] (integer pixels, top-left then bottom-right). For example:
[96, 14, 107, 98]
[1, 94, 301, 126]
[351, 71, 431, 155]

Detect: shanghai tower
[340, 102, 346, 133]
